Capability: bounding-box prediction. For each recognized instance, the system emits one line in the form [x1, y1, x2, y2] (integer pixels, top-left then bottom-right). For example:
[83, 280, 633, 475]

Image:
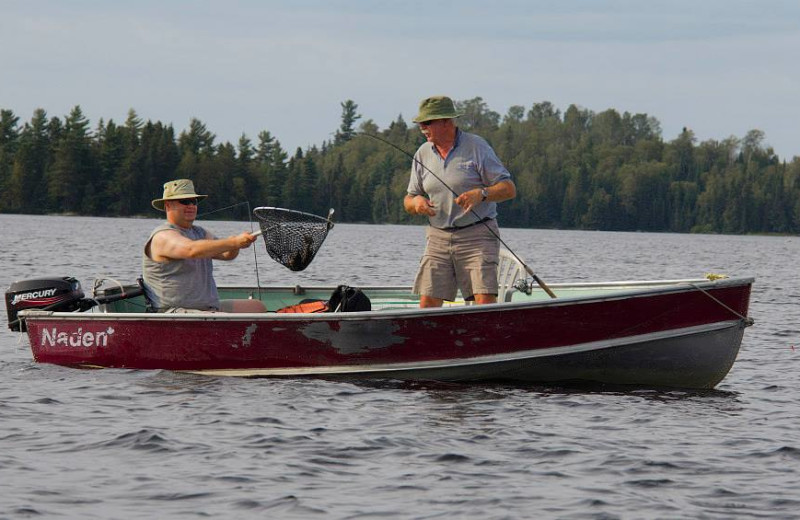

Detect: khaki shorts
[413, 220, 500, 301]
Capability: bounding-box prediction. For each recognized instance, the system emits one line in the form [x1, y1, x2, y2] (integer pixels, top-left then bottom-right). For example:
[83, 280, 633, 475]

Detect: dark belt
[436, 217, 493, 232]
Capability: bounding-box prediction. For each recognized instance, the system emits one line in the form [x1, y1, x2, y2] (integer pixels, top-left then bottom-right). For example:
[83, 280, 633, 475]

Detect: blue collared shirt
[407, 129, 512, 229]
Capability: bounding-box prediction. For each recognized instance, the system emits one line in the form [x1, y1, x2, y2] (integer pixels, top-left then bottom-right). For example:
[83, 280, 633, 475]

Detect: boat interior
[91, 248, 716, 314]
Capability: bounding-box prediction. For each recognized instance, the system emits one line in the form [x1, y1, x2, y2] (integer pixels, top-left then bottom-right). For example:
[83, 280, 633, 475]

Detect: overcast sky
[2, 0, 798, 159]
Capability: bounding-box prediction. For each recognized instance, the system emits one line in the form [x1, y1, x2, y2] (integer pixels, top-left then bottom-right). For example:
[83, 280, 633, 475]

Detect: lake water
[1, 214, 798, 519]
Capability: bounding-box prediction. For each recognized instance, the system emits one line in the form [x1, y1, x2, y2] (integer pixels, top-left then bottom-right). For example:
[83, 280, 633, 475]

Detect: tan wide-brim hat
[151, 179, 208, 211]
[412, 95, 464, 124]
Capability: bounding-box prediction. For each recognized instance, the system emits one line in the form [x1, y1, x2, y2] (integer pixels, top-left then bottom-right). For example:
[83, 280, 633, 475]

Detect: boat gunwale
[18, 277, 754, 323]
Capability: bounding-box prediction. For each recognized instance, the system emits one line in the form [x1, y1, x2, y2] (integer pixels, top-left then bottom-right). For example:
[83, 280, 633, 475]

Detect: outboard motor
[5, 277, 87, 332]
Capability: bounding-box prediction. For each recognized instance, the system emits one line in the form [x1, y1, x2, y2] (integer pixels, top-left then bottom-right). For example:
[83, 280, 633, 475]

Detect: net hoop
[254, 207, 334, 227]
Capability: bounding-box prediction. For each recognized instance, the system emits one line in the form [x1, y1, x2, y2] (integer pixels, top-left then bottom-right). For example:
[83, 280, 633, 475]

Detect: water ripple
[1, 217, 800, 518]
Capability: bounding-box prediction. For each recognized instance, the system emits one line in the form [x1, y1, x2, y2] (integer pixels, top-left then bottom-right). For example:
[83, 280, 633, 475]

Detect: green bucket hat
[412, 95, 463, 124]
[151, 179, 208, 211]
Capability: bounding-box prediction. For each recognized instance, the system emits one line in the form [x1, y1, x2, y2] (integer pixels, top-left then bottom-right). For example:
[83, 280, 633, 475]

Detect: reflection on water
[1, 214, 799, 518]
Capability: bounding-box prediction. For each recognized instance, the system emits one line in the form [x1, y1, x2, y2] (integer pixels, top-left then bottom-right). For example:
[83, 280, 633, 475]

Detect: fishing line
[197, 201, 251, 219]
[360, 132, 557, 299]
[246, 201, 263, 299]
[199, 200, 263, 298]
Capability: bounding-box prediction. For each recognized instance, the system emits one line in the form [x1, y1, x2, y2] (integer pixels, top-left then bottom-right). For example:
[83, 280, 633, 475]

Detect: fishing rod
[361, 132, 557, 299]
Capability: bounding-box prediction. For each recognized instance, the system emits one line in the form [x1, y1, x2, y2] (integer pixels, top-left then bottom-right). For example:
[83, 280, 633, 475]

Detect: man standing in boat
[142, 179, 260, 312]
[404, 95, 516, 308]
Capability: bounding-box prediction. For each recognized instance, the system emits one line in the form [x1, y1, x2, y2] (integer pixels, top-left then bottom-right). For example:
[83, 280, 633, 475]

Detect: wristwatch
[480, 188, 489, 201]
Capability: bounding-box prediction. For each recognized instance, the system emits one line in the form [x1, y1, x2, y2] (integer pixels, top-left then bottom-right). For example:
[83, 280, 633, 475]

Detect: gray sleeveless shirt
[142, 223, 220, 311]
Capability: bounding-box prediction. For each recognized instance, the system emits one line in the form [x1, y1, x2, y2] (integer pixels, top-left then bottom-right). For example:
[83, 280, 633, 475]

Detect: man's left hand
[455, 188, 484, 213]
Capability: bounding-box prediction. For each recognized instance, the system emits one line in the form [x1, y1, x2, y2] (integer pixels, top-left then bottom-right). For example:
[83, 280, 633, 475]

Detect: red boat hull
[21, 279, 753, 388]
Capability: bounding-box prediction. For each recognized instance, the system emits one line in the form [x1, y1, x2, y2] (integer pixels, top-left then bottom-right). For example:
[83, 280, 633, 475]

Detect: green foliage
[0, 109, 21, 212]
[334, 100, 361, 145]
[47, 106, 94, 214]
[0, 100, 798, 235]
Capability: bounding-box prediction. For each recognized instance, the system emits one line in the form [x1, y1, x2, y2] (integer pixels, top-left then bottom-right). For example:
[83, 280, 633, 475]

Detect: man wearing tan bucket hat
[404, 95, 516, 308]
[142, 179, 262, 313]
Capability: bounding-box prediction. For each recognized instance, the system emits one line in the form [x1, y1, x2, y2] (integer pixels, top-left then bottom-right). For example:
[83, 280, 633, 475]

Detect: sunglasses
[176, 198, 199, 206]
[419, 120, 436, 127]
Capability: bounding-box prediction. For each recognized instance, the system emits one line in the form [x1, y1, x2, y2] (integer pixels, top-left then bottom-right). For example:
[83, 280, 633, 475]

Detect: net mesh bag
[253, 207, 335, 271]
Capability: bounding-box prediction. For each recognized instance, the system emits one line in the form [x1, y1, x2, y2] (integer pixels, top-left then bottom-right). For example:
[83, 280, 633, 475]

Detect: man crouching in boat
[142, 179, 263, 313]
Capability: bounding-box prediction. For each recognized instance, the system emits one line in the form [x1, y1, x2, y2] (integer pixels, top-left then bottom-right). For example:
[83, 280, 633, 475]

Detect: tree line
[1, 99, 798, 234]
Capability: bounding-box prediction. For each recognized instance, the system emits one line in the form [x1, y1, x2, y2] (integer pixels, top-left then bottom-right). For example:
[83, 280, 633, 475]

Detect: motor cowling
[5, 277, 86, 332]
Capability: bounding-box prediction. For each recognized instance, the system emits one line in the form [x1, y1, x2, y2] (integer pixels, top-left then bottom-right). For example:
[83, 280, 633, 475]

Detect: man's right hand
[232, 232, 258, 249]
[414, 196, 436, 216]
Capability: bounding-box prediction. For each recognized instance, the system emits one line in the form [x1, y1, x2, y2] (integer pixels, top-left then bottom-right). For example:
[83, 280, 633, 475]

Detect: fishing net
[253, 207, 335, 271]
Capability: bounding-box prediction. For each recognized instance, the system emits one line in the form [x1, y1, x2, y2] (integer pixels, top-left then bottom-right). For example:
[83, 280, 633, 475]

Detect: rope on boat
[687, 282, 755, 327]
[92, 276, 126, 298]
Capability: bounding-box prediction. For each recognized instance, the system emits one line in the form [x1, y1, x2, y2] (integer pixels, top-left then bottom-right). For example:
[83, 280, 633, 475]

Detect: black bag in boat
[327, 285, 371, 312]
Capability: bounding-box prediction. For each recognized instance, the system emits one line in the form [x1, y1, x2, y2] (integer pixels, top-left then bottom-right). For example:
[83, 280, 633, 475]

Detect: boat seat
[219, 299, 268, 313]
[497, 247, 525, 302]
[462, 247, 526, 305]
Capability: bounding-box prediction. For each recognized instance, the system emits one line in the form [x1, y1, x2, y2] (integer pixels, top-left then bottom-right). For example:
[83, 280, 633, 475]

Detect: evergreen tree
[8, 109, 50, 212]
[2, 98, 798, 235]
[142, 122, 180, 212]
[300, 153, 320, 213]
[234, 133, 261, 214]
[282, 148, 305, 209]
[384, 114, 409, 143]
[46, 106, 93, 213]
[456, 97, 501, 134]
[0, 109, 20, 211]
[668, 128, 697, 182]
[94, 118, 124, 215]
[213, 142, 239, 215]
[334, 100, 361, 145]
[178, 118, 216, 156]
[255, 131, 275, 164]
[266, 139, 288, 207]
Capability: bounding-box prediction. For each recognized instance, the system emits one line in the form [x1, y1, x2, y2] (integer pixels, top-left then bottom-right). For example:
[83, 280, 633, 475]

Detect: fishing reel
[513, 278, 534, 295]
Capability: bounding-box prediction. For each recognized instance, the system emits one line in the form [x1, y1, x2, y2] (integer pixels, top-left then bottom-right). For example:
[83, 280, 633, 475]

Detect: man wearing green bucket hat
[404, 95, 517, 308]
[142, 179, 263, 313]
